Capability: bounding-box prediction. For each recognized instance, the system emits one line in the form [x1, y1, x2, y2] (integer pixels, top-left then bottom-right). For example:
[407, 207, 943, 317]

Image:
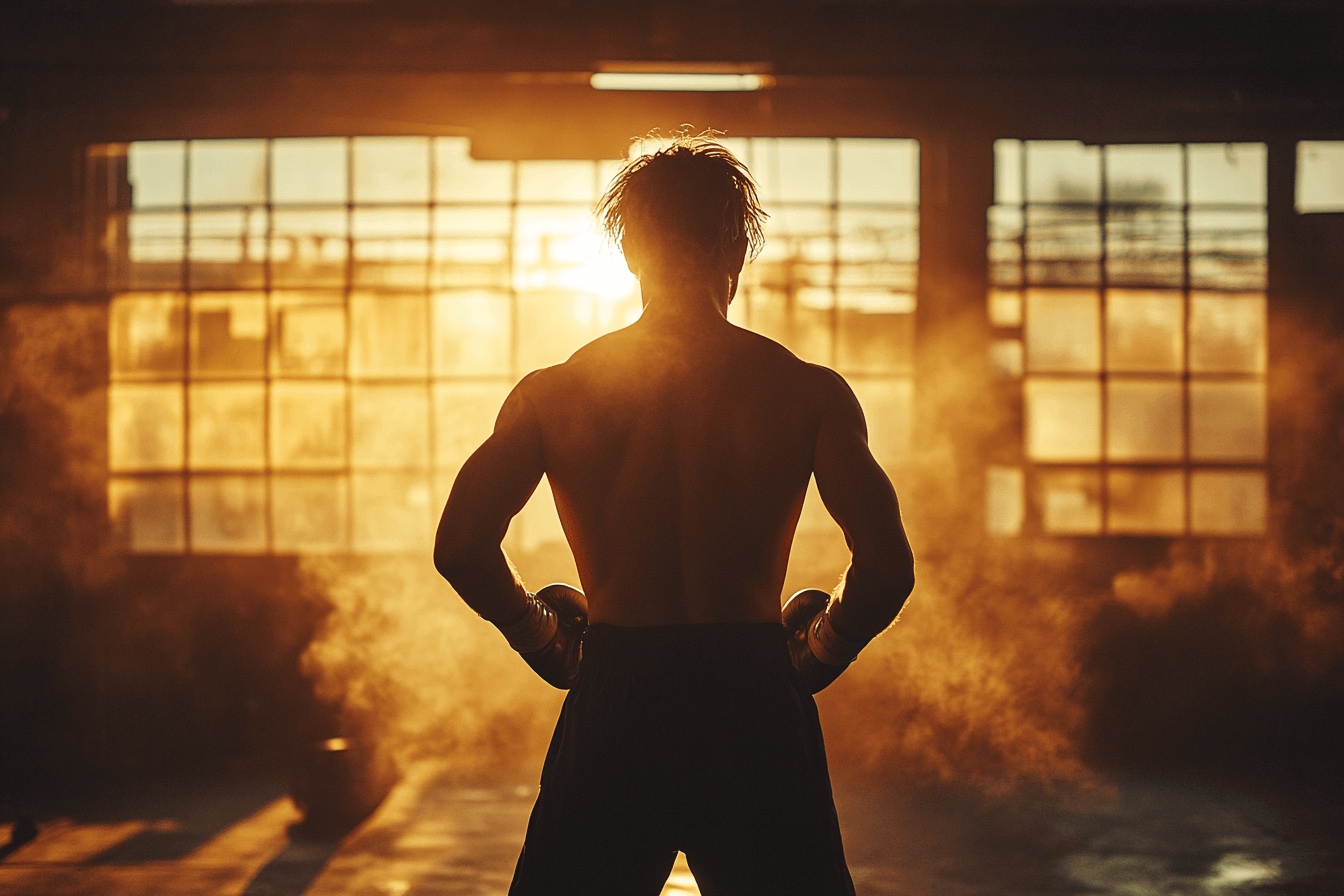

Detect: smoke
[1076, 310, 1344, 783]
[298, 554, 565, 780]
[1080, 542, 1344, 781]
[817, 541, 1101, 791]
[812, 304, 1344, 794]
[8, 296, 1343, 799]
[2, 304, 329, 791]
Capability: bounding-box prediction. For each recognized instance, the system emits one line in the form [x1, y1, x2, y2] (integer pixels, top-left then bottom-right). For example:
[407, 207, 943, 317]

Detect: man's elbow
[877, 561, 915, 605]
[853, 542, 915, 601]
[433, 529, 482, 584]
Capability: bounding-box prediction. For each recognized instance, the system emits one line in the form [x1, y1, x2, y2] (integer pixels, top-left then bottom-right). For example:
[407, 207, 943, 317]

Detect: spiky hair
[597, 132, 767, 268]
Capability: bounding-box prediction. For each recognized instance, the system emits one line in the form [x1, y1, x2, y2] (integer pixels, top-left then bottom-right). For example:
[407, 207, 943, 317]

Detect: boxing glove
[782, 588, 865, 694]
[495, 583, 588, 689]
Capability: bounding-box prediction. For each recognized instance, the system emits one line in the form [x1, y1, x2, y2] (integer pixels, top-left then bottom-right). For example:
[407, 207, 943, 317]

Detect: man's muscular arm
[787, 367, 915, 692]
[434, 375, 588, 688]
[434, 377, 543, 624]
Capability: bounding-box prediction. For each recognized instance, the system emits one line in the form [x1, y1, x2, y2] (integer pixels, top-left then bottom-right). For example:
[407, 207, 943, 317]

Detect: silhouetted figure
[435, 134, 915, 895]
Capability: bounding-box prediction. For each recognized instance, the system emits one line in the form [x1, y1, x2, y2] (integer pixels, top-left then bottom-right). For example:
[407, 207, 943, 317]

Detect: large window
[986, 140, 1267, 537]
[100, 136, 918, 553]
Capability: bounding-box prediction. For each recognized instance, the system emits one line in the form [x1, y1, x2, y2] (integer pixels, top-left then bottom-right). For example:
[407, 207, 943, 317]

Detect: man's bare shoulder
[803, 360, 858, 398]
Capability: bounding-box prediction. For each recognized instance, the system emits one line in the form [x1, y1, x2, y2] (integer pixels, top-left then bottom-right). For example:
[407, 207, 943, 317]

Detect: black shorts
[509, 622, 855, 896]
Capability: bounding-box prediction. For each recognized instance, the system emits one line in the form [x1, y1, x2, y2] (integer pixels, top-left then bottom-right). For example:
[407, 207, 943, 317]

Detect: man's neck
[636, 273, 735, 328]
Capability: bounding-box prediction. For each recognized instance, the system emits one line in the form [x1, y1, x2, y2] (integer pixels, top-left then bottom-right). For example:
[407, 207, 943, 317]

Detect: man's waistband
[581, 621, 789, 669]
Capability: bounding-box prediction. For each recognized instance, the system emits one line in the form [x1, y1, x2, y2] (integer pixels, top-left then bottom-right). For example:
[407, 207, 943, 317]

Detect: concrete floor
[3, 763, 1341, 895]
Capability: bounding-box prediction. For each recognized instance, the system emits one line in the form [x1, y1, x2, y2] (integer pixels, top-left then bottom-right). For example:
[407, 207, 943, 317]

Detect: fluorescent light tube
[590, 72, 773, 92]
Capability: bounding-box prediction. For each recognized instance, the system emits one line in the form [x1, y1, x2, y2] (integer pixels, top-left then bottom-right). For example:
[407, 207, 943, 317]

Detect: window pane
[271, 382, 346, 469]
[1105, 207, 1183, 288]
[988, 288, 1022, 327]
[1107, 379, 1183, 461]
[836, 295, 913, 376]
[352, 136, 430, 203]
[110, 293, 184, 378]
[127, 211, 186, 289]
[189, 208, 267, 289]
[109, 383, 183, 471]
[433, 382, 511, 470]
[1037, 468, 1102, 534]
[990, 339, 1024, 378]
[759, 207, 831, 262]
[434, 205, 512, 236]
[988, 206, 1023, 287]
[1189, 209, 1267, 290]
[1025, 289, 1100, 372]
[272, 293, 346, 376]
[517, 161, 595, 202]
[190, 293, 266, 377]
[352, 207, 430, 290]
[994, 139, 1023, 205]
[432, 235, 509, 288]
[516, 290, 596, 371]
[433, 291, 511, 377]
[189, 140, 267, 206]
[1025, 378, 1101, 461]
[129, 141, 185, 208]
[1188, 143, 1266, 205]
[109, 476, 185, 552]
[349, 294, 429, 377]
[1106, 289, 1182, 372]
[128, 210, 187, 262]
[434, 138, 513, 201]
[272, 474, 348, 552]
[190, 475, 267, 552]
[1189, 292, 1266, 374]
[351, 385, 430, 469]
[1025, 207, 1100, 286]
[1190, 382, 1266, 461]
[838, 139, 917, 205]
[742, 285, 787, 347]
[432, 206, 512, 289]
[753, 138, 831, 204]
[271, 209, 348, 288]
[1296, 141, 1344, 213]
[788, 294, 834, 366]
[838, 208, 918, 270]
[1105, 144, 1182, 204]
[1191, 470, 1266, 535]
[188, 383, 265, 470]
[1025, 141, 1100, 203]
[352, 472, 432, 552]
[272, 137, 348, 205]
[850, 377, 913, 467]
[986, 465, 1025, 535]
[513, 205, 596, 287]
[1107, 468, 1184, 534]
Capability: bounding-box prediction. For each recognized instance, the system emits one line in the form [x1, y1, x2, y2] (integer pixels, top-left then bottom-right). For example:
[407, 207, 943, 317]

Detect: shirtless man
[434, 136, 915, 895]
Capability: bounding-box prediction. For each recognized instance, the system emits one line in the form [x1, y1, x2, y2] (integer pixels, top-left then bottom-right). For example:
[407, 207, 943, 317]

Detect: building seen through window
[100, 136, 919, 553]
[986, 140, 1268, 536]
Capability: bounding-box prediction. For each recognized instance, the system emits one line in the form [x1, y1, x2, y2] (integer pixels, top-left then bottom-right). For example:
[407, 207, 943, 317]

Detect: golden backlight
[105, 136, 920, 554]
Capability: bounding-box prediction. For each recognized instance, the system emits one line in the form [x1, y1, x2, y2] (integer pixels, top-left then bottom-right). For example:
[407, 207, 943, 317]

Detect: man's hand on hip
[495, 583, 588, 689]
[782, 588, 867, 695]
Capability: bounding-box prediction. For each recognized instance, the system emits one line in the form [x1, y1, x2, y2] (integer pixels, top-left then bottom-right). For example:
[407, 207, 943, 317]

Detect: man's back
[433, 134, 912, 896]
[525, 308, 825, 627]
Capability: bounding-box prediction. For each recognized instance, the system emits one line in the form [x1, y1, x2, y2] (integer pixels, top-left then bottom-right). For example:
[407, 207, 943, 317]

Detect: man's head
[598, 134, 766, 291]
